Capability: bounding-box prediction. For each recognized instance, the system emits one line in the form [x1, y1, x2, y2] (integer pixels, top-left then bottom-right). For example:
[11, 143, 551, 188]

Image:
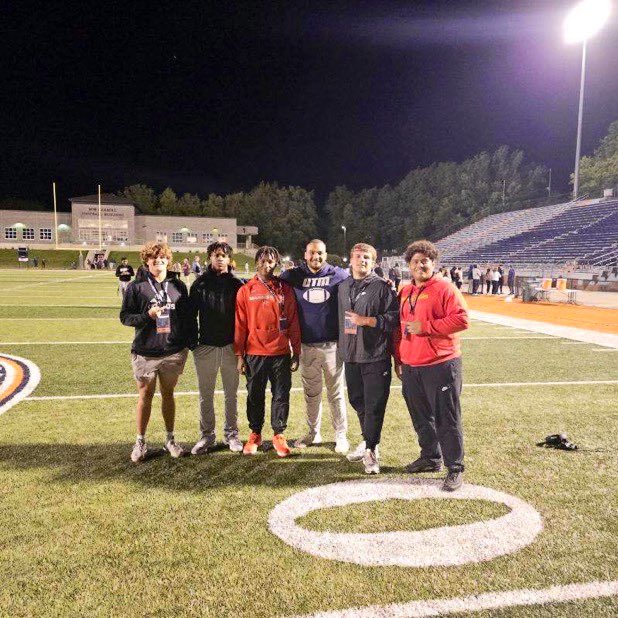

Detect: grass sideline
[0, 270, 616, 617]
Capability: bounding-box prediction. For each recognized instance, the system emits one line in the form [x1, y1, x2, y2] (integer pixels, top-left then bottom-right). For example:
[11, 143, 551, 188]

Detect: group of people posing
[120, 237, 469, 492]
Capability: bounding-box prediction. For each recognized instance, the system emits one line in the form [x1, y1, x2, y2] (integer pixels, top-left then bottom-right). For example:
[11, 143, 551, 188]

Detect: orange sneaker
[273, 434, 291, 458]
[243, 432, 262, 456]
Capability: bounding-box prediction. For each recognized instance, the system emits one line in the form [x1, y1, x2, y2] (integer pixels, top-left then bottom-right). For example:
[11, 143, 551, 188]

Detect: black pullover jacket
[337, 274, 399, 363]
[120, 275, 191, 357]
[188, 267, 244, 348]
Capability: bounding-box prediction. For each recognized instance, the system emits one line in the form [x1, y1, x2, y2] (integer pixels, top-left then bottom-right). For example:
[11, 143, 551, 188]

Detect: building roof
[69, 194, 135, 206]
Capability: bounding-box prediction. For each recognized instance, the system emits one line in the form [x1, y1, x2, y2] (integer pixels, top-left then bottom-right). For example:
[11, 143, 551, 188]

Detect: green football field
[0, 269, 616, 617]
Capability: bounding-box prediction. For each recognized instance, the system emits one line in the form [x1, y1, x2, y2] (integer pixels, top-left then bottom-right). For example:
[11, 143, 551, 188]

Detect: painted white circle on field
[0, 353, 41, 417]
[268, 478, 543, 567]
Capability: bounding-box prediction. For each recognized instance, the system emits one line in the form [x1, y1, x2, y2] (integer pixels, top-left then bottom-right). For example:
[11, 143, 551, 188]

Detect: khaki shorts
[131, 349, 189, 382]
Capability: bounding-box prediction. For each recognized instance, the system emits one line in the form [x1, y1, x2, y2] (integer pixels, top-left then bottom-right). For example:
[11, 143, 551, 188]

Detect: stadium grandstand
[437, 197, 618, 268]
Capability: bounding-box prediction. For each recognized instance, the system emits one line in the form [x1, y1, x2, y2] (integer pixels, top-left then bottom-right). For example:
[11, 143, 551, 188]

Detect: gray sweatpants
[192, 343, 239, 439]
[299, 341, 347, 437]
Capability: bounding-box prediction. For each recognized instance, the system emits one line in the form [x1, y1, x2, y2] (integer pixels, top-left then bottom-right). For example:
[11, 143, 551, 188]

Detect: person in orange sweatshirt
[393, 240, 469, 492]
[234, 246, 301, 457]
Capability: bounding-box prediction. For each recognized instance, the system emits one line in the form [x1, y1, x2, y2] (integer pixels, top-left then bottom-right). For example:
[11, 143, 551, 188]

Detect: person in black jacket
[120, 242, 191, 463]
[115, 257, 135, 297]
[338, 243, 399, 475]
[187, 242, 245, 454]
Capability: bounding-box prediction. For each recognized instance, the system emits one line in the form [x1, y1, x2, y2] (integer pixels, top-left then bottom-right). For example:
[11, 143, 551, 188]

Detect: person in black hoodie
[338, 242, 399, 474]
[187, 242, 244, 454]
[120, 242, 191, 463]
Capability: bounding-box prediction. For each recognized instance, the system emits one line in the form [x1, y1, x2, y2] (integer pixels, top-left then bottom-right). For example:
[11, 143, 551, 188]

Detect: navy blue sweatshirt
[280, 262, 349, 343]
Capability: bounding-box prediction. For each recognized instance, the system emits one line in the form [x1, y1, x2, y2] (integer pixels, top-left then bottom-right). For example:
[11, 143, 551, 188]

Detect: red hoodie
[393, 275, 469, 367]
[234, 275, 301, 357]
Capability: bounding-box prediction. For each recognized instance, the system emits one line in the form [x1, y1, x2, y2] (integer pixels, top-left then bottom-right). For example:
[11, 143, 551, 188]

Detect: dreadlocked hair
[255, 245, 281, 265]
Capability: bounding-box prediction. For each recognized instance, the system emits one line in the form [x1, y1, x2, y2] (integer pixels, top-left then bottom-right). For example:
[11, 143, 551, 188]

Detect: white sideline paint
[23, 380, 618, 402]
[592, 348, 618, 352]
[269, 479, 543, 567]
[470, 310, 618, 349]
[460, 336, 555, 340]
[287, 580, 618, 618]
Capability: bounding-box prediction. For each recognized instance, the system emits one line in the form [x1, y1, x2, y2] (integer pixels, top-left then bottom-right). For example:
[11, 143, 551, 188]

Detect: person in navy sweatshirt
[280, 239, 350, 453]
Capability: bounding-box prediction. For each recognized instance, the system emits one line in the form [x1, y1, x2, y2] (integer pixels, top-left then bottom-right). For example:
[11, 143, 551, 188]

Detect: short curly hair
[206, 241, 233, 260]
[140, 241, 173, 265]
[404, 240, 439, 264]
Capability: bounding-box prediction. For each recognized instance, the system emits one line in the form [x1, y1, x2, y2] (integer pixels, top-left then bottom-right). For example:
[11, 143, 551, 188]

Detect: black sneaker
[405, 458, 442, 474]
[442, 470, 463, 492]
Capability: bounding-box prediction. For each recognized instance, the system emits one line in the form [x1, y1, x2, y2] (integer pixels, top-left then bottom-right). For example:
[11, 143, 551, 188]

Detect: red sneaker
[273, 434, 291, 458]
[243, 432, 262, 456]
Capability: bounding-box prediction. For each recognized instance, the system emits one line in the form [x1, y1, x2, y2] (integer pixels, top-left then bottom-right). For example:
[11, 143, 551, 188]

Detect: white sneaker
[223, 434, 243, 453]
[191, 434, 216, 455]
[294, 431, 323, 448]
[165, 439, 187, 458]
[334, 435, 350, 454]
[130, 439, 148, 463]
[346, 440, 366, 462]
[363, 449, 380, 474]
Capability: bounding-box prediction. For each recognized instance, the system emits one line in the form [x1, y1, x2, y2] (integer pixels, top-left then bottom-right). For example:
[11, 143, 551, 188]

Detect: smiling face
[409, 252, 434, 286]
[350, 250, 375, 280]
[257, 254, 278, 279]
[210, 249, 230, 274]
[305, 241, 327, 273]
[147, 253, 169, 277]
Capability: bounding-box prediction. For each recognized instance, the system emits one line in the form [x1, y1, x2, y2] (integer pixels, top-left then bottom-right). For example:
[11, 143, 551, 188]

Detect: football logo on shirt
[302, 276, 332, 304]
[0, 353, 41, 416]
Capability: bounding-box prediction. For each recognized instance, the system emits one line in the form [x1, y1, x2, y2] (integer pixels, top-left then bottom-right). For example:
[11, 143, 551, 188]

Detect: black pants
[492, 280, 499, 294]
[345, 359, 391, 450]
[486, 280, 491, 294]
[401, 357, 464, 472]
[245, 354, 291, 434]
[471, 280, 479, 294]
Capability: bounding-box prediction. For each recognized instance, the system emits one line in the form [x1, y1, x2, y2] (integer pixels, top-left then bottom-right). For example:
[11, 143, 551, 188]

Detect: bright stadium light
[564, 0, 612, 199]
[563, 0, 611, 43]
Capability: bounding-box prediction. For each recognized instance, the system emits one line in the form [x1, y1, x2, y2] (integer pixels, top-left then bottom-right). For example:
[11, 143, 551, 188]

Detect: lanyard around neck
[147, 276, 169, 303]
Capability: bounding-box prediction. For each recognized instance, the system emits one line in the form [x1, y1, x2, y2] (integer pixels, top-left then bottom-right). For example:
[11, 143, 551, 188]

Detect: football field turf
[0, 270, 616, 617]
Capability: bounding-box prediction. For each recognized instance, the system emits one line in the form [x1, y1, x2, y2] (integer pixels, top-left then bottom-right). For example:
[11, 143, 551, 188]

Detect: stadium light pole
[341, 225, 347, 263]
[563, 0, 612, 200]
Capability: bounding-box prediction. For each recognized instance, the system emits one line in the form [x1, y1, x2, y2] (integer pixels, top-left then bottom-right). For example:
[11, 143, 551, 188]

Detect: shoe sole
[405, 466, 442, 474]
[364, 468, 380, 474]
[275, 450, 290, 457]
[442, 482, 463, 492]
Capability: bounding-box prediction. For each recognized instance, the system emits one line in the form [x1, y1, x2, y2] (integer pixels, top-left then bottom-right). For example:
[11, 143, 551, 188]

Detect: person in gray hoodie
[337, 242, 399, 474]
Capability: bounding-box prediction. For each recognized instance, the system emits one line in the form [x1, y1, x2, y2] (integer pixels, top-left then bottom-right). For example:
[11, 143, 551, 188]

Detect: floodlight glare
[564, 0, 612, 44]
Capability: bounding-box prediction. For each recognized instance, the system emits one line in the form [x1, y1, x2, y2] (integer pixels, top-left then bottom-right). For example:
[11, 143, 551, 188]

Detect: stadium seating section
[438, 199, 618, 267]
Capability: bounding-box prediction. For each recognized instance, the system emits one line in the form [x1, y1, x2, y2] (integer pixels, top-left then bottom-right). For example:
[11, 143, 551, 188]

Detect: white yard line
[4, 273, 104, 293]
[23, 380, 618, 402]
[0, 317, 117, 321]
[591, 348, 618, 352]
[286, 580, 618, 618]
[461, 336, 555, 340]
[561, 341, 591, 345]
[0, 341, 130, 345]
[470, 310, 618, 349]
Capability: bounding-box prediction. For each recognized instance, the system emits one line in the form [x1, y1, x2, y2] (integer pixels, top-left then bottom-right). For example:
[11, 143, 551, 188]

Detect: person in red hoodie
[234, 246, 301, 457]
[393, 240, 469, 492]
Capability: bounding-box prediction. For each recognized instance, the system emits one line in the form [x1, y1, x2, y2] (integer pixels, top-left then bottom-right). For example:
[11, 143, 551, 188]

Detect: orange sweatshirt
[234, 275, 301, 357]
[393, 275, 469, 367]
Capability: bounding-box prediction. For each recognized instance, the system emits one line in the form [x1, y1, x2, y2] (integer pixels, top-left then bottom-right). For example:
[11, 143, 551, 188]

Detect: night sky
[2, 0, 617, 208]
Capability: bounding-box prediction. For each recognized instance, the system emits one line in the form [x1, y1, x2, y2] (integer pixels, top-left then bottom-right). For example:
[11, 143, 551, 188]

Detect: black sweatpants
[401, 357, 464, 472]
[245, 354, 291, 434]
[345, 359, 391, 450]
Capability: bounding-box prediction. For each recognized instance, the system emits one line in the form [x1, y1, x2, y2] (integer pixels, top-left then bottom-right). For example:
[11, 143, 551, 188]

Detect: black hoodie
[188, 267, 244, 347]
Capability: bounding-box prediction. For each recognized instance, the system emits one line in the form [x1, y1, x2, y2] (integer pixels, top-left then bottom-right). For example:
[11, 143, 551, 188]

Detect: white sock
[137, 434, 145, 442]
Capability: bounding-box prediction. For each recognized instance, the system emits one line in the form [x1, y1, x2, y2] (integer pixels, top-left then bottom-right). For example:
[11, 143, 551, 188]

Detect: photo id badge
[344, 311, 358, 335]
[279, 316, 289, 332]
[156, 308, 171, 334]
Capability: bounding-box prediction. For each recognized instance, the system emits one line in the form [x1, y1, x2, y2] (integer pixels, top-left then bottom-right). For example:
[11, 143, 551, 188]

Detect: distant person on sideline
[120, 242, 191, 463]
[234, 246, 301, 458]
[393, 239, 469, 492]
[115, 257, 135, 297]
[280, 239, 350, 453]
[188, 242, 244, 454]
[338, 243, 399, 474]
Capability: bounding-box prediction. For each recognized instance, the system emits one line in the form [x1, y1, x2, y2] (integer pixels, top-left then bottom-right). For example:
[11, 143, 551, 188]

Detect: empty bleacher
[439, 199, 618, 267]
